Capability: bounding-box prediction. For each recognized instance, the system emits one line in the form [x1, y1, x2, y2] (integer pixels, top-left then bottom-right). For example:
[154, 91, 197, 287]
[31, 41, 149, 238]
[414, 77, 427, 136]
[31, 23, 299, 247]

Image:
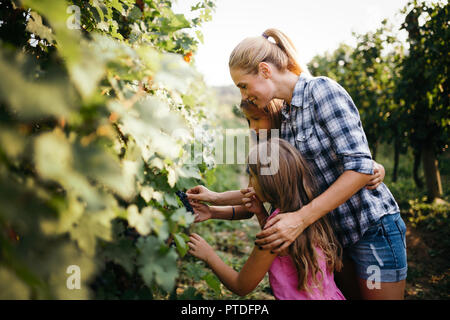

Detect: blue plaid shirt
[281, 73, 400, 247]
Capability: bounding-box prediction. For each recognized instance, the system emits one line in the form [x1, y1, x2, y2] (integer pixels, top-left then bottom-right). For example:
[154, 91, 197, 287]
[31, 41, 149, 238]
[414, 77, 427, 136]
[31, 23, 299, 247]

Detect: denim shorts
[345, 212, 408, 282]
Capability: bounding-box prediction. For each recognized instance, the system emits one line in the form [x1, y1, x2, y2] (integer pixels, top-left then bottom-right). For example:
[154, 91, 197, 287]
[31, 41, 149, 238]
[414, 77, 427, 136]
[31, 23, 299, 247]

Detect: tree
[308, 23, 404, 162]
[395, 0, 449, 202]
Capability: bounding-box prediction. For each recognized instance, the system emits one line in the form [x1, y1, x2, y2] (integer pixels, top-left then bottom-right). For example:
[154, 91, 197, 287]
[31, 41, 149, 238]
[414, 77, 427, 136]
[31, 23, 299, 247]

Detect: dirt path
[404, 221, 450, 299]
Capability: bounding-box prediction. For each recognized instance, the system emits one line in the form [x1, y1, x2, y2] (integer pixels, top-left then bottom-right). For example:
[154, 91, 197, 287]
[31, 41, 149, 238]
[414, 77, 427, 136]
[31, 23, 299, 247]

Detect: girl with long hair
[188, 139, 345, 299]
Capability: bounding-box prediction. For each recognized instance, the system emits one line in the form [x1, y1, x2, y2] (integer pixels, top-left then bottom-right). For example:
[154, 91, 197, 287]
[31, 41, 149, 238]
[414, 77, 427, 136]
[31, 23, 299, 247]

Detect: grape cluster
[175, 191, 194, 214]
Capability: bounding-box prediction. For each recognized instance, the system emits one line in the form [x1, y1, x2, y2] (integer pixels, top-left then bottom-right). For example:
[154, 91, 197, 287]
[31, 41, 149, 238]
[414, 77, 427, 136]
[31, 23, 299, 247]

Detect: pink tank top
[268, 209, 345, 300]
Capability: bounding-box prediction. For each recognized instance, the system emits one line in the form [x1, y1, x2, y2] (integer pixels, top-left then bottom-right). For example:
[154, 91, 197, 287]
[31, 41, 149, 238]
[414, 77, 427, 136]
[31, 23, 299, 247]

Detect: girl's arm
[210, 205, 254, 220]
[214, 190, 248, 206]
[190, 201, 253, 223]
[240, 187, 269, 228]
[186, 185, 245, 206]
[188, 233, 276, 297]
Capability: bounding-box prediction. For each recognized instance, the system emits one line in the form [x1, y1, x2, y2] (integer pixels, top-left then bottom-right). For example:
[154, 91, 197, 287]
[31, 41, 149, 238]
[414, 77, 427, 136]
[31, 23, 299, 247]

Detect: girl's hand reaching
[188, 233, 215, 262]
[190, 200, 212, 223]
[241, 187, 265, 215]
[241, 187, 268, 228]
[186, 185, 218, 204]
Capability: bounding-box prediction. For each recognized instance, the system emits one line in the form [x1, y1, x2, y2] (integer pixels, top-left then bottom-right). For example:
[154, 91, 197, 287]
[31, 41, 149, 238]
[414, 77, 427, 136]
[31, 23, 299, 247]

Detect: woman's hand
[255, 210, 307, 253]
[366, 161, 385, 190]
[186, 185, 218, 203]
[188, 233, 215, 262]
[190, 200, 213, 223]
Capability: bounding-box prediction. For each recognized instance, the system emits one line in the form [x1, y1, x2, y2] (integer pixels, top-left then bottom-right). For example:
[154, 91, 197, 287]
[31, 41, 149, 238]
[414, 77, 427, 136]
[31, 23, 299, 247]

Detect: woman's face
[230, 67, 273, 109]
[242, 105, 271, 135]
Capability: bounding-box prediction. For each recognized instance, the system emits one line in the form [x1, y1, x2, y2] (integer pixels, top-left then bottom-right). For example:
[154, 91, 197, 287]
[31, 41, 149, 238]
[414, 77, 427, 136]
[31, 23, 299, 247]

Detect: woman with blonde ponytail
[228, 29, 303, 109]
[188, 28, 405, 300]
[226, 28, 407, 300]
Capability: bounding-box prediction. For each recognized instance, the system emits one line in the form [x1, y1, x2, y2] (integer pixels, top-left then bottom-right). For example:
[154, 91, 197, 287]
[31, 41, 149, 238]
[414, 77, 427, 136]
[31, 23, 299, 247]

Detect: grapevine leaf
[202, 273, 221, 295]
[100, 238, 136, 275]
[171, 207, 194, 227]
[68, 208, 116, 256]
[127, 205, 167, 239]
[0, 52, 76, 119]
[173, 233, 188, 257]
[137, 236, 178, 293]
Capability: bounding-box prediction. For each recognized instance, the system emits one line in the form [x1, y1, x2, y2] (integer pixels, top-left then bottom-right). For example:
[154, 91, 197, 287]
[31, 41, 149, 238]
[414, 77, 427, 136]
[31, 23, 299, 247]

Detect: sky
[173, 0, 415, 87]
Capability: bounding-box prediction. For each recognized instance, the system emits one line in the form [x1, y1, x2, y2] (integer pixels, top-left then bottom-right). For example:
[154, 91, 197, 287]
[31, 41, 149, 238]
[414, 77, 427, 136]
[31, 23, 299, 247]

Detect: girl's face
[230, 66, 274, 109]
[242, 105, 271, 135]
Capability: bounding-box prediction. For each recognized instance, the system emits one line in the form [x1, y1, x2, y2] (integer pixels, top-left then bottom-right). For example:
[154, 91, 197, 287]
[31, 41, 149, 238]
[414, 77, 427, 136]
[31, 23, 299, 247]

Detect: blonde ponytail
[229, 28, 303, 75]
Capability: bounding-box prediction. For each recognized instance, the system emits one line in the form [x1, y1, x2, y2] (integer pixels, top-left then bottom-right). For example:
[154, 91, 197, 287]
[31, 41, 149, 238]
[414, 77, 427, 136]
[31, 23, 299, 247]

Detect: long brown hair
[229, 28, 303, 75]
[247, 138, 342, 293]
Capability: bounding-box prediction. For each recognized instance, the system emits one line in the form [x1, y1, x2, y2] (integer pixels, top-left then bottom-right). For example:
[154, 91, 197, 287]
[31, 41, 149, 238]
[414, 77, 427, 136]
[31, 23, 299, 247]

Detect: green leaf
[160, 10, 191, 33]
[202, 273, 221, 295]
[73, 142, 135, 200]
[164, 193, 178, 207]
[175, 177, 198, 191]
[177, 165, 202, 180]
[167, 166, 177, 188]
[68, 42, 106, 99]
[127, 6, 142, 21]
[100, 238, 136, 274]
[171, 207, 194, 227]
[137, 236, 178, 293]
[184, 262, 207, 281]
[111, 0, 125, 14]
[68, 208, 116, 256]
[127, 205, 168, 239]
[117, 98, 185, 162]
[34, 130, 108, 210]
[173, 233, 188, 257]
[0, 52, 76, 120]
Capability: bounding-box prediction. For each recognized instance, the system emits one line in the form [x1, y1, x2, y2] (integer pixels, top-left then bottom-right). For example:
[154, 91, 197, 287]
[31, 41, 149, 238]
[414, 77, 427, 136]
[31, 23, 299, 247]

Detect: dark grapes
[175, 191, 194, 214]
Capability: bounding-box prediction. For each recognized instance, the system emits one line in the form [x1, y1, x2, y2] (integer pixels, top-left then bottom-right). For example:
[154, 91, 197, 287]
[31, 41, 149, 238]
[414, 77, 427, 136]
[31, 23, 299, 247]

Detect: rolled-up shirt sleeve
[311, 77, 374, 175]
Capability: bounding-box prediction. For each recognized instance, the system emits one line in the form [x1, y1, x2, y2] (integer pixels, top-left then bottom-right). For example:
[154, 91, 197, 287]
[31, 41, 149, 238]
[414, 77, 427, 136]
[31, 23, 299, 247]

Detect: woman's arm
[255, 170, 372, 252]
[366, 161, 385, 190]
[188, 233, 276, 297]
